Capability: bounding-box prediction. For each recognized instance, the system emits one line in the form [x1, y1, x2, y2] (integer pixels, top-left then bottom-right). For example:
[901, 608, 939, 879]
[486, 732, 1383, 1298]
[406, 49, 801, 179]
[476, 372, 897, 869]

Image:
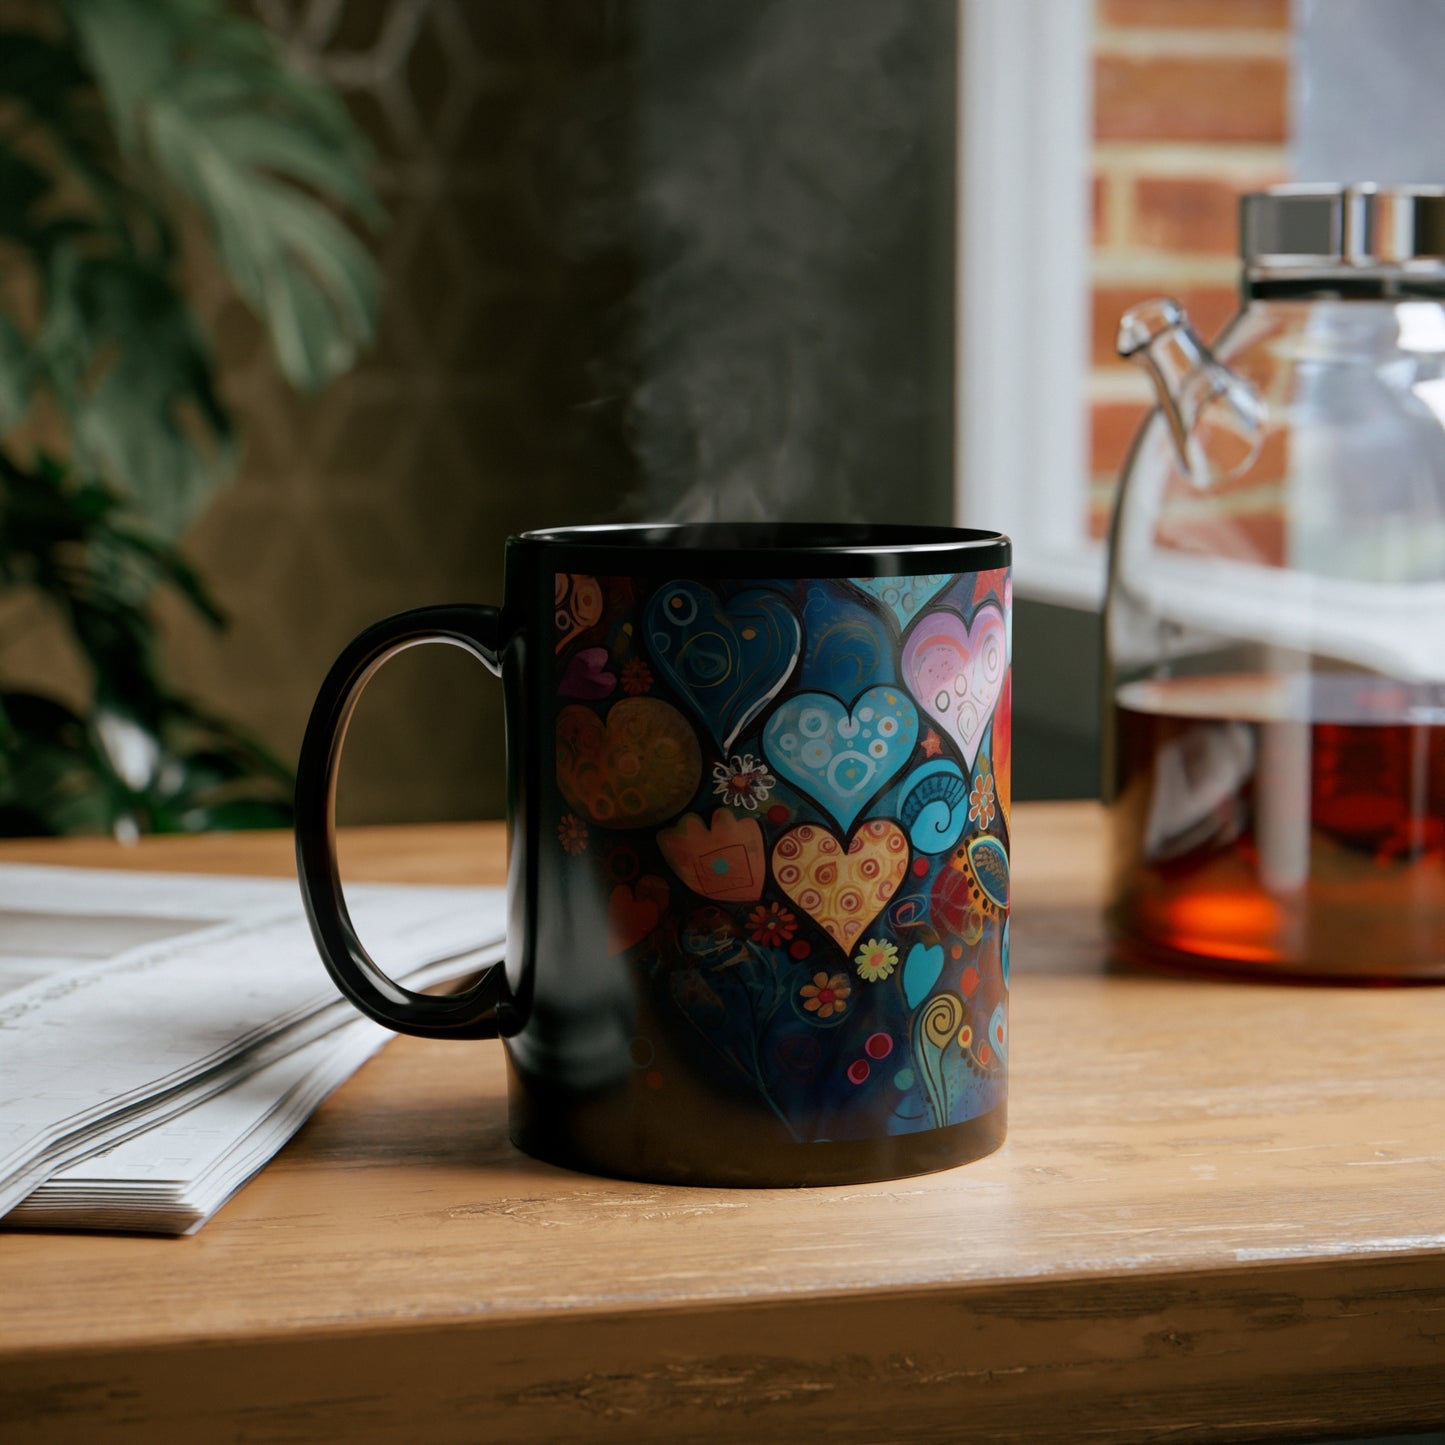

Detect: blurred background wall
[1014, 0, 1290, 803]
[156, 0, 958, 825]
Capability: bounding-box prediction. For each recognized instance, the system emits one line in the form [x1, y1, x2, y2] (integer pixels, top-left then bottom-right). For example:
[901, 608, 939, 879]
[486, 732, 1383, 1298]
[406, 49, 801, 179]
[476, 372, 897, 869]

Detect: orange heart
[771, 819, 909, 953]
[556, 698, 701, 829]
[658, 809, 766, 901]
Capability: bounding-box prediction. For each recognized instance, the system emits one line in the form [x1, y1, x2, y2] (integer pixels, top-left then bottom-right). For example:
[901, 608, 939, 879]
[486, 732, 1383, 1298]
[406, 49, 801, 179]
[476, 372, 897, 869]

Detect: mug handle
[295, 604, 510, 1040]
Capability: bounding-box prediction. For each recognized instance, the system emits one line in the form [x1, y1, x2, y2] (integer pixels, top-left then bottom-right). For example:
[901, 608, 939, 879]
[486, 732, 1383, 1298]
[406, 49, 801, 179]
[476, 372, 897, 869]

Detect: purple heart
[902, 606, 1006, 769]
[559, 647, 616, 700]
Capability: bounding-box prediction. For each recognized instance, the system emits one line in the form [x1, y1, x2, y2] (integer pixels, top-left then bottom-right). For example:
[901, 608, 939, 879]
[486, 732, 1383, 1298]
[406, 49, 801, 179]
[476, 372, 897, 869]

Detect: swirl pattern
[919, 992, 964, 1049]
[899, 761, 971, 854]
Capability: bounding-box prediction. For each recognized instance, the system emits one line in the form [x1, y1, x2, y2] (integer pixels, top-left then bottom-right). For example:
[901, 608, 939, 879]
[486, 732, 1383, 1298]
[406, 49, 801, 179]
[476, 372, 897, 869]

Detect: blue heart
[798, 585, 895, 695]
[902, 942, 945, 1010]
[763, 685, 918, 832]
[645, 583, 801, 752]
[852, 574, 953, 631]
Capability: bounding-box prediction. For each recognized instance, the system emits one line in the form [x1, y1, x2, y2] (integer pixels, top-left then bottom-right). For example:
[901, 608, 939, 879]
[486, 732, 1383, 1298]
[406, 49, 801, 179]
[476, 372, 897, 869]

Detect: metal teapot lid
[1242, 185, 1445, 292]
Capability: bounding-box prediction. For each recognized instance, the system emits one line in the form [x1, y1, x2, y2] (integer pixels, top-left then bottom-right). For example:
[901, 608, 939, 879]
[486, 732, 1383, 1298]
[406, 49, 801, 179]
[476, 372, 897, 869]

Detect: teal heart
[852, 574, 953, 631]
[646, 582, 802, 751]
[762, 685, 918, 832]
[903, 942, 945, 1010]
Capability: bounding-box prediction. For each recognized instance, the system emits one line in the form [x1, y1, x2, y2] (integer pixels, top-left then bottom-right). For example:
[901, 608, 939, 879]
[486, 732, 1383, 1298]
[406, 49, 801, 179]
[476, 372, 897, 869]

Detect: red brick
[1092, 174, 1107, 245]
[1133, 176, 1253, 254]
[1155, 504, 1286, 565]
[1090, 400, 1152, 477]
[1095, 55, 1287, 143]
[1091, 284, 1240, 368]
[1102, 0, 1289, 28]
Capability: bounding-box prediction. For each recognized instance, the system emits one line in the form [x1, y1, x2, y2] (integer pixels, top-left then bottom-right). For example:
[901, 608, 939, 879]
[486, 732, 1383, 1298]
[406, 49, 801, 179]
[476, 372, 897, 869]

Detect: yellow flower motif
[854, 937, 899, 982]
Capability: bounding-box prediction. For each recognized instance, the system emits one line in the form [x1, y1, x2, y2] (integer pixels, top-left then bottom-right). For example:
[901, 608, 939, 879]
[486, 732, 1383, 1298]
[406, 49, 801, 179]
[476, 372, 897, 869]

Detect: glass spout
[1117, 297, 1266, 487]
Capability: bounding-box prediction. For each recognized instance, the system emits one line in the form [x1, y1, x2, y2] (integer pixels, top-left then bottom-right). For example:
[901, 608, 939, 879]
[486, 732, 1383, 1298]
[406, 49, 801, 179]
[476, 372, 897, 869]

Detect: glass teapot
[1105, 184, 1445, 980]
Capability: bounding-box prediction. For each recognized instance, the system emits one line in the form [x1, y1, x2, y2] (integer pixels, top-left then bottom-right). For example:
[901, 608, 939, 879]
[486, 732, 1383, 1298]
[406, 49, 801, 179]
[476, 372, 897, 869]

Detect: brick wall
[1087, 0, 1291, 538]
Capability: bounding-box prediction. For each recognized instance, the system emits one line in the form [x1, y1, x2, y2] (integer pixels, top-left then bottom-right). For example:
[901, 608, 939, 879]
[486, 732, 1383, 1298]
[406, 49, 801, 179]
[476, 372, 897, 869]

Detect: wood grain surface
[2, 804, 1443, 1443]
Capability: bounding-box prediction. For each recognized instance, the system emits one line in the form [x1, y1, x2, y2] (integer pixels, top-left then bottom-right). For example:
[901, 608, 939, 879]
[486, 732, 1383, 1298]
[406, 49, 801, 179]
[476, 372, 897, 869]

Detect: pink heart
[902, 605, 1006, 769]
[559, 646, 616, 700]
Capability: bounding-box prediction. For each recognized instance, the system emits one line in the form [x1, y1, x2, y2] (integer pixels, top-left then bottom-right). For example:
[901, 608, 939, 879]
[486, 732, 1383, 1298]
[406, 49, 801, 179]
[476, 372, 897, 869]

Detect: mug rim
[512, 522, 1011, 577]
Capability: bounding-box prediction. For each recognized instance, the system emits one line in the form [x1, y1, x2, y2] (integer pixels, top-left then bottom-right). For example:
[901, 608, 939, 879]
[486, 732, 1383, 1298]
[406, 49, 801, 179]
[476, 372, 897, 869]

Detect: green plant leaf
[66, 0, 382, 392]
[0, 151, 52, 244]
[37, 247, 235, 535]
[0, 1, 358, 837]
[0, 315, 32, 429]
[0, 690, 117, 835]
[0, 28, 149, 247]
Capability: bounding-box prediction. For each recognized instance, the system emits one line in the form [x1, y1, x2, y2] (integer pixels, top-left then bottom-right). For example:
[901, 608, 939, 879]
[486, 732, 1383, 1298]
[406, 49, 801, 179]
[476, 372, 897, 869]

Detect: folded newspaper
[0, 863, 505, 1235]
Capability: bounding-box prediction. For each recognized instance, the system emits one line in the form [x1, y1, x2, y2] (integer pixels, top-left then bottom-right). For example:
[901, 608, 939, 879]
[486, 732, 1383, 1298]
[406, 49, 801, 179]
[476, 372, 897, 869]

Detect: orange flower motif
[800, 971, 851, 1019]
[968, 771, 996, 827]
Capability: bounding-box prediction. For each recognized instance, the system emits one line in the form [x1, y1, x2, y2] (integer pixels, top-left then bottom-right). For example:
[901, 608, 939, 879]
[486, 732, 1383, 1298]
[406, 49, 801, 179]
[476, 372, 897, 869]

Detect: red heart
[992, 672, 1012, 824]
[608, 875, 670, 955]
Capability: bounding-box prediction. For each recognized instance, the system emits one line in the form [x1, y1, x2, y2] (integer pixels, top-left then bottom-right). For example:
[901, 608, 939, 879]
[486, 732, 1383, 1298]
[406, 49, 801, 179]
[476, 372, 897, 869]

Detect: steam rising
[569, 1, 954, 525]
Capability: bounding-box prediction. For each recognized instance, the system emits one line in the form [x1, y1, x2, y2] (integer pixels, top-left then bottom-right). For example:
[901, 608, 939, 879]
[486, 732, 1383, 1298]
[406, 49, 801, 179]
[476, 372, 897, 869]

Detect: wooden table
[2, 803, 1443, 1443]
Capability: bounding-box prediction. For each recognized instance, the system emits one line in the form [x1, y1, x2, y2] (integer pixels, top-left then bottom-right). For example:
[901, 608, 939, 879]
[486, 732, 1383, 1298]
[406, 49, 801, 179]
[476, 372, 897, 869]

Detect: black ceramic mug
[296, 523, 1012, 1186]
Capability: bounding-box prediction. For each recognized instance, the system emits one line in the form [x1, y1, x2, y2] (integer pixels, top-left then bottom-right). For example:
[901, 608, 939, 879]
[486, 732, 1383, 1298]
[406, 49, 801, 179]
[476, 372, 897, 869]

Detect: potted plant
[0, 0, 380, 835]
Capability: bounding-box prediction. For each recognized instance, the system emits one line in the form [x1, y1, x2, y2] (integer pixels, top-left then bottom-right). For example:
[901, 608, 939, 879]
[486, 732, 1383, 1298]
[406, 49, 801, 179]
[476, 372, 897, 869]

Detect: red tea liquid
[1110, 674, 1445, 980]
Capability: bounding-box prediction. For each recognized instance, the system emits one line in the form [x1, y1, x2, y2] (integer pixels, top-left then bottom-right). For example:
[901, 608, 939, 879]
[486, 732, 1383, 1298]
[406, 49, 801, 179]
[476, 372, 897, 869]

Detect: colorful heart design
[555, 574, 604, 653]
[851, 574, 953, 631]
[902, 604, 1006, 770]
[970, 568, 1013, 664]
[902, 942, 945, 1010]
[556, 697, 701, 828]
[608, 875, 670, 954]
[798, 585, 896, 695]
[762, 686, 918, 833]
[657, 809, 766, 902]
[771, 819, 909, 953]
[644, 582, 801, 751]
[559, 646, 616, 700]
[991, 672, 1012, 826]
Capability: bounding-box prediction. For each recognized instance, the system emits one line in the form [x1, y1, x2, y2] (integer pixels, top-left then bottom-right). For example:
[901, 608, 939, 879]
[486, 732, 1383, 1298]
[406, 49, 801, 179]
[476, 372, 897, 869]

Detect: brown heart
[556, 697, 701, 829]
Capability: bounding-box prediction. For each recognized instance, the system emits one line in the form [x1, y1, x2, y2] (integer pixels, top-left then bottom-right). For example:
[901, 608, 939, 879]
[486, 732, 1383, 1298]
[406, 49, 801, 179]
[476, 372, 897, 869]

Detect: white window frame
[955, 0, 1104, 610]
